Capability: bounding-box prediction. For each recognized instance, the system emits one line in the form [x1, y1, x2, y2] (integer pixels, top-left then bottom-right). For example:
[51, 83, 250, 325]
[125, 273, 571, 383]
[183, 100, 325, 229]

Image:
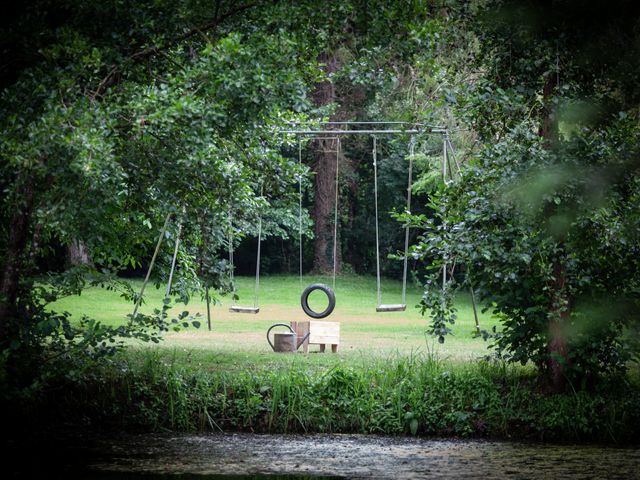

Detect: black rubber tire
[300, 283, 336, 319]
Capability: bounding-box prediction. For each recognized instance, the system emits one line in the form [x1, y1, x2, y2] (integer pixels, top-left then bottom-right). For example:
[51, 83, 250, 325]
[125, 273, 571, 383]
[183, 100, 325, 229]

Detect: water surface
[11, 433, 640, 479]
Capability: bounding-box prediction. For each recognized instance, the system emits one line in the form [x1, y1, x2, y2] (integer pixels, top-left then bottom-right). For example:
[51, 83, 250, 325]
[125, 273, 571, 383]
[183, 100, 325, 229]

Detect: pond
[9, 433, 640, 479]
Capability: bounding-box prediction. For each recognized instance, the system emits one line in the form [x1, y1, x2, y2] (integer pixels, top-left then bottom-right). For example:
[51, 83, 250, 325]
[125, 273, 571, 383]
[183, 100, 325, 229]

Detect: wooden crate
[290, 320, 340, 353]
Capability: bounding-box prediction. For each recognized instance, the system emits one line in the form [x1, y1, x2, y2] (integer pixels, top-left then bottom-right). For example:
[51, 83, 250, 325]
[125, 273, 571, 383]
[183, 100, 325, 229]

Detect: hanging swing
[228, 187, 263, 314]
[372, 135, 414, 312]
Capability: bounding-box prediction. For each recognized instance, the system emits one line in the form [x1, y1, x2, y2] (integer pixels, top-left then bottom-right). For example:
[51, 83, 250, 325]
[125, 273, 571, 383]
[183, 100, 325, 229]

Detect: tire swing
[300, 283, 336, 319]
[372, 135, 414, 312]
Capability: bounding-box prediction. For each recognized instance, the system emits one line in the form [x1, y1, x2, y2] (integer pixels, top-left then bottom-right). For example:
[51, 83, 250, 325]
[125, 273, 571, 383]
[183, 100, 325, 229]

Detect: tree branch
[92, 1, 261, 99]
[129, 1, 259, 62]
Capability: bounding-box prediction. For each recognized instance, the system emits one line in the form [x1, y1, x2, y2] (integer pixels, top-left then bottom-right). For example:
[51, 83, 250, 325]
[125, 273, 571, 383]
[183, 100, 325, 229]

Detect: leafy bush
[0, 267, 201, 405]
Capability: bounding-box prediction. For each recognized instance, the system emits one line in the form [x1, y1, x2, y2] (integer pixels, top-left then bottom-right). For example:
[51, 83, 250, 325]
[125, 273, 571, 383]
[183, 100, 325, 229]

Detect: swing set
[130, 121, 475, 329]
[284, 121, 451, 312]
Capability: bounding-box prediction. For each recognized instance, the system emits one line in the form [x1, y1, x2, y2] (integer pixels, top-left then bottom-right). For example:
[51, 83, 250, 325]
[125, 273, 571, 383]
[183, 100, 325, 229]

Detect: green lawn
[52, 274, 499, 368]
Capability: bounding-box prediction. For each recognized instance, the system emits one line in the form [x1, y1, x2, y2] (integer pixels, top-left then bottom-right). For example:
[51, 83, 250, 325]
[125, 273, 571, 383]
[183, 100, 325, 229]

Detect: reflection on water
[8, 432, 640, 479]
[86, 475, 338, 480]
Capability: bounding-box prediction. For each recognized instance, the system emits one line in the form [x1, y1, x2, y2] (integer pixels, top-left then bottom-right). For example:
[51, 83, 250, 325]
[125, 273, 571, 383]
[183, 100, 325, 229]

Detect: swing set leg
[206, 286, 212, 331]
[132, 213, 172, 320]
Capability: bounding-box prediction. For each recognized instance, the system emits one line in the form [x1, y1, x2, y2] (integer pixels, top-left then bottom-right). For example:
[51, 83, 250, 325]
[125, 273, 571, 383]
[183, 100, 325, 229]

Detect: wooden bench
[290, 320, 340, 353]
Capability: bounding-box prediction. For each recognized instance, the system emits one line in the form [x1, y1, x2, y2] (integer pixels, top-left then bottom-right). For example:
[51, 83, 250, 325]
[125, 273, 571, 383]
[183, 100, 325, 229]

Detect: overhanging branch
[93, 1, 261, 98]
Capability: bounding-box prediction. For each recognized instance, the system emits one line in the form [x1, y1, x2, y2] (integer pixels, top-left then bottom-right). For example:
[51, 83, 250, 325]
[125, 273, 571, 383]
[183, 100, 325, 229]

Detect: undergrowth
[18, 350, 640, 444]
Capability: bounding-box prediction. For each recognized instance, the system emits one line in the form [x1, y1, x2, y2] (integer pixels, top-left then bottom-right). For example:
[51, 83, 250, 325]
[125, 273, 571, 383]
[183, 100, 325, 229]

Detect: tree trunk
[312, 137, 341, 274]
[0, 179, 35, 338]
[540, 71, 568, 391]
[28, 223, 43, 269]
[67, 239, 91, 267]
[539, 71, 558, 143]
[312, 52, 342, 274]
[548, 257, 570, 391]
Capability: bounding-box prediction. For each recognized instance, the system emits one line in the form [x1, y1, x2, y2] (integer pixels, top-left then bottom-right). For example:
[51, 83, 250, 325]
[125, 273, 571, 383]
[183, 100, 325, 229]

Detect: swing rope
[165, 211, 184, 301]
[439, 130, 478, 329]
[442, 136, 448, 290]
[132, 212, 172, 320]
[401, 135, 415, 306]
[298, 137, 303, 287]
[228, 210, 234, 284]
[254, 184, 263, 309]
[332, 137, 340, 290]
[445, 133, 461, 175]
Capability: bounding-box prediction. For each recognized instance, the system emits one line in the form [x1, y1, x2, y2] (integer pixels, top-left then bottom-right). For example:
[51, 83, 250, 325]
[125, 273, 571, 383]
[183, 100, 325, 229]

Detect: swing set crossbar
[282, 129, 423, 135]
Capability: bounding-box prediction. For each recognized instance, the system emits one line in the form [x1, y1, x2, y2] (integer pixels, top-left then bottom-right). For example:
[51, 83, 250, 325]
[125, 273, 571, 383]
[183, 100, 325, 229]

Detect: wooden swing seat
[229, 306, 260, 314]
[376, 304, 406, 312]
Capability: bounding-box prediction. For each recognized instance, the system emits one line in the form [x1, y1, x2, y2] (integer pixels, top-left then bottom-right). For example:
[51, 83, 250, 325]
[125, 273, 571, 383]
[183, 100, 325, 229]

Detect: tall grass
[49, 349, 640, 444]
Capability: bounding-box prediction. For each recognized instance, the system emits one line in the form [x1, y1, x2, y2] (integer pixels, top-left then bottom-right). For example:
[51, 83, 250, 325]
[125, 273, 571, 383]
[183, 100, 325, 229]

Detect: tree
[0, 0, 319, 386]
[406, 0, 640, 387]
[252, 0, 438, 274]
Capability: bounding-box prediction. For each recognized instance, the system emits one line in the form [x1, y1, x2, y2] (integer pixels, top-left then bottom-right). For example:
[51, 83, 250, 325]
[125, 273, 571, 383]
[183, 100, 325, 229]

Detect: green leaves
[408, 110, 640, 382]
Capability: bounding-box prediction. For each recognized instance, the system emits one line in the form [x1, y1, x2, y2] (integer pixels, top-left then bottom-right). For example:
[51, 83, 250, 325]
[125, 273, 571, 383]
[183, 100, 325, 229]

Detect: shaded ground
[24, 433, 640, 479]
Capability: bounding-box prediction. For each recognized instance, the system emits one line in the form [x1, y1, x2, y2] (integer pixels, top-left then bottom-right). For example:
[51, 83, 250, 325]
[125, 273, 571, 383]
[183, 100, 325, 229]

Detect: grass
[22, 274, 640, 443]
[51, 273, 499, 368]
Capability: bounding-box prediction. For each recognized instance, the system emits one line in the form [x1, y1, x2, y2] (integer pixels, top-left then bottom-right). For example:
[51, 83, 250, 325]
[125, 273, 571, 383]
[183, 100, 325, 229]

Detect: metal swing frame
[283, 121, 452, 312]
